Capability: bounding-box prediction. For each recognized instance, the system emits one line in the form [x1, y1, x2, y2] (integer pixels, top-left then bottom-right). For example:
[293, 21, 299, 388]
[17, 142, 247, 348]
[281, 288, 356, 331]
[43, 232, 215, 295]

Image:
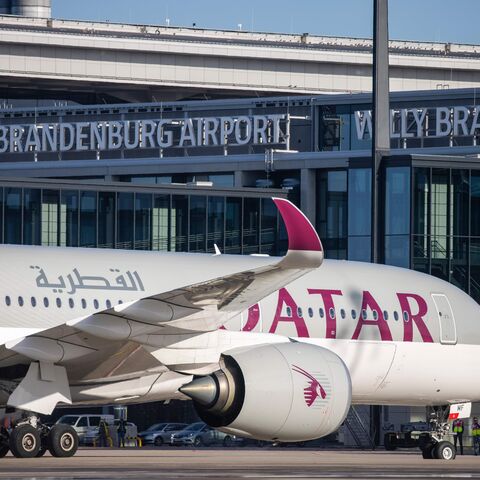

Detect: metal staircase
[344, 406, 376, 450]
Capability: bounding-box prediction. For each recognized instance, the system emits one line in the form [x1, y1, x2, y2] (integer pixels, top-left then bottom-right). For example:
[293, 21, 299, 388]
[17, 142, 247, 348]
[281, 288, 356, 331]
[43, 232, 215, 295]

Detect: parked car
[138, 423, 187, 446]
[170, 422, 242, 447]
[56, 414, 114, 445]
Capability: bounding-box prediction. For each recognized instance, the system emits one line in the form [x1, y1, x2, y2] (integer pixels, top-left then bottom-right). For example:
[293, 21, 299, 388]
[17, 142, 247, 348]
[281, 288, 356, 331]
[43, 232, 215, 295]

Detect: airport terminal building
[1, 88, 480, 302]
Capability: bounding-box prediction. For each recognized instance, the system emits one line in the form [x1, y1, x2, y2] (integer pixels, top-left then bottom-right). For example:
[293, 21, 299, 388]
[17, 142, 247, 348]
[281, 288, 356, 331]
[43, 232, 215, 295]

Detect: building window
[243, 198, 260, 254]
[80, 191, 97, 248]
[348, 168, 372, 262]
[385, 166, 411, 268]
[135, 193, 152, 250]
[317, 170, 348, 260]
[41, 190, 59, 246]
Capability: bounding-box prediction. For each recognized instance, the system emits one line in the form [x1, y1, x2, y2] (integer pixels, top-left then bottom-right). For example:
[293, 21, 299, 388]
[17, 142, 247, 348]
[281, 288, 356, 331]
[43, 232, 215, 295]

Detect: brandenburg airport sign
[0, 114, 287, 154]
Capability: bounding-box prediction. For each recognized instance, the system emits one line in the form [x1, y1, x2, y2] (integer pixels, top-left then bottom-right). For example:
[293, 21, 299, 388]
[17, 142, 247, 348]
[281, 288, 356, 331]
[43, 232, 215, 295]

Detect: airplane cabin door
[431, 294, 457, 345]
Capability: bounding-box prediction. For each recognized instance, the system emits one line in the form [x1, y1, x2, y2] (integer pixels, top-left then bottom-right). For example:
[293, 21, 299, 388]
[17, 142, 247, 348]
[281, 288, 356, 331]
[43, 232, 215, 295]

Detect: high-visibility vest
[472, 423, 480, 436]
[453, 420, 464, 433]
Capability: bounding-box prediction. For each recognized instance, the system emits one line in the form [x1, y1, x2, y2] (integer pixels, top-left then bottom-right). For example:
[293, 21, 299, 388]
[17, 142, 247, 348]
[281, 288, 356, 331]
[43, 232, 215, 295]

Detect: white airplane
[0, 198, 478, 461]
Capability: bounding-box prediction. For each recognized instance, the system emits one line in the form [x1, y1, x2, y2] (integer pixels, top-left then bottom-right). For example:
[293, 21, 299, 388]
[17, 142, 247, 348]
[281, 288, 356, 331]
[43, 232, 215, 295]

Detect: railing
[344, 406, 376, 450]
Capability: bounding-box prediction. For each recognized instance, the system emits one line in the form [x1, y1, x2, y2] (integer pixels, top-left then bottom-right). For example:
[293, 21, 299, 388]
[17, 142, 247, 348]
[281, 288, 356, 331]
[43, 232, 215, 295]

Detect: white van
[56, 414, 114, 445]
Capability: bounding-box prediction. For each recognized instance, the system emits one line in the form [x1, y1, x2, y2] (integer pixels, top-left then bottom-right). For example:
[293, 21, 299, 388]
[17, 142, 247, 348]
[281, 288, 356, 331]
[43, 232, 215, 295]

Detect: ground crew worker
[472, 417, 480, 456]
[117, 419, 127, 448]
[98, 418, 110, 448]
[452, 418, 464, 455]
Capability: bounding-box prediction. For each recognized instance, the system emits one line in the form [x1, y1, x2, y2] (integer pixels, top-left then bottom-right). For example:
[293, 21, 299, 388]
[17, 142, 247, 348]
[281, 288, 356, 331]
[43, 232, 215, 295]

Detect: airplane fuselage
[0, 245, 479, 408]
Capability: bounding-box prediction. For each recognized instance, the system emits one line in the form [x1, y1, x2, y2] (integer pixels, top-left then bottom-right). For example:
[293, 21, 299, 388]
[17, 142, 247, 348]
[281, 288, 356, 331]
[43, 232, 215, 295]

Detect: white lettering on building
[354, 106, 480, 141]
[0, 115, 287, 154]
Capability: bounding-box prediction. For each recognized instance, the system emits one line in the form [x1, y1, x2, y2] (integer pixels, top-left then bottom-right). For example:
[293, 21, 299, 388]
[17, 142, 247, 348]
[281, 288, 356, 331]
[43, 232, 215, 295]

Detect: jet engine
[180, 342, 351, 442]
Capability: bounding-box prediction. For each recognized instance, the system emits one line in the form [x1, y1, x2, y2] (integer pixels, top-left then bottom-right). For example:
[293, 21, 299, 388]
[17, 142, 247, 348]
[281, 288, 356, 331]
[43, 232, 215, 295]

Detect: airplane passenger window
[394, 311, 399, 321]
[403, 311, 409, 322]
[43, 297, 49, 308]
[340, 309, 346, 319]
[93, 299, 99, 309]
[56, 298, 62, 308]
[329, 307, 335, 320]
[286, 306, 292, 317]
[351, 309, 356, 319]
[18, 296, 24, 307]
[319, 308, 324, 318]
[106, 300, 112, 309]
[383, 310, 388, 321]
[308, 307, 313, 318]
[297, 307, 303, 317]
[361, 309, 367, 320]
[5, 296, 10, 306]
[31, 297, 36, 307]
[118, 300, 123, 304]
[81, 299, 87, 309]
[373, 310, 378, 320]
[69, 298, 74, 309]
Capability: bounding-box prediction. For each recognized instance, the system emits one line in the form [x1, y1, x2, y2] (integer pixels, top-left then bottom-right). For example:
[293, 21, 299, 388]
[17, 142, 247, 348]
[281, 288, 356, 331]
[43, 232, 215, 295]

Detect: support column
[234, 171, 245, 188]
[370, 0, 390, 447]
[300, 168, 316, 224]
[371, 0, 390, 264]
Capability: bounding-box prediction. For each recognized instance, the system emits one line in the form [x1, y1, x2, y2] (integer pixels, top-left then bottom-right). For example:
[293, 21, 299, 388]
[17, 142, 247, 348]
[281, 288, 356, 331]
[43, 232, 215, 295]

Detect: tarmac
[1, 448, 480, 479]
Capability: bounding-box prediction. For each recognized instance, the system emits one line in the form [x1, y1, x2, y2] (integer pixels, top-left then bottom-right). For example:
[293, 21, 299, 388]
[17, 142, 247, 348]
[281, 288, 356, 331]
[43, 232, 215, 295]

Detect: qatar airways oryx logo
[292, 365, 327, 407]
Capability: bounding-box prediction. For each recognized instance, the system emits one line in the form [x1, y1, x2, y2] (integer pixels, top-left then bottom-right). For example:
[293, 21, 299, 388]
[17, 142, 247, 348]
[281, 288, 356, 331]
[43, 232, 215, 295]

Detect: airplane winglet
[273, 197, 323, 269]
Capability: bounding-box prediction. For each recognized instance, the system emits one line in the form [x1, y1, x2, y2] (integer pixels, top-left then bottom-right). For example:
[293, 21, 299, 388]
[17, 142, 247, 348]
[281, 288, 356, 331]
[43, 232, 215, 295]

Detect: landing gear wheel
[421, 443, 434, 459]
[193, 436, 203, 447]
[36, 445, 48, 457]
[434, 441, 456, 460]
[0, 444, 9, 458]
[48, 425, 78, 458]
[9, 425, 40, 458]
[154, 436, 164, 447]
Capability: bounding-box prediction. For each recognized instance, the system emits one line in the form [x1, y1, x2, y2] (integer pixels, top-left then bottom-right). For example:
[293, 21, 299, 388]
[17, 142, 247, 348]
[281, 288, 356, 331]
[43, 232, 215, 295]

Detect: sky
[52, 0, 480, 45]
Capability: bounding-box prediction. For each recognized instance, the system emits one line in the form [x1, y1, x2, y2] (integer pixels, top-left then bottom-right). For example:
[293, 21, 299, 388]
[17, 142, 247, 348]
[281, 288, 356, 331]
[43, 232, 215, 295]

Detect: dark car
[170, 422, 241, 447]
[138, 423, 187, 446]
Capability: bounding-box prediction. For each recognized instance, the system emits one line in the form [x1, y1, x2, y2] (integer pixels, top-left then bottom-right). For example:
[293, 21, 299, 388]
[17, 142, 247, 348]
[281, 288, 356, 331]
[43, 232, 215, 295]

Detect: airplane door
[431, 294, 457, 345]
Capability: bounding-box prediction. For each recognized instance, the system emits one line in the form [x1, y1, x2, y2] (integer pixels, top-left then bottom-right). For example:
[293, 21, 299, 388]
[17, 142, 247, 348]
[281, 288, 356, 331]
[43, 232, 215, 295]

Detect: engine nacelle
[181, 342, 351, 442]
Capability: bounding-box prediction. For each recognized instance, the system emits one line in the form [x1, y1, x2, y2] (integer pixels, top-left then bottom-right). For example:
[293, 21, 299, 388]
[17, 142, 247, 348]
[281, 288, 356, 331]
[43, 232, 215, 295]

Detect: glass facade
[0, 183, 284, 257]
[412, 166, 480, 303]
[348, 168, 372, 262]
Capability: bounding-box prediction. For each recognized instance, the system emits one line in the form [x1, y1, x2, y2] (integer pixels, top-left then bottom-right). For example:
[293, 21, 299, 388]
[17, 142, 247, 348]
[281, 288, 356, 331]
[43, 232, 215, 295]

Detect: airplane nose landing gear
[419, 406, 456, 460]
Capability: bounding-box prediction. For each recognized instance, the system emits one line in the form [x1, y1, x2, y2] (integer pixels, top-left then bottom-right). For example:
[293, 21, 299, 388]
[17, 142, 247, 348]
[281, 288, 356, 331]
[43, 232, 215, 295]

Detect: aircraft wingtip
[272, 198, 322, 252]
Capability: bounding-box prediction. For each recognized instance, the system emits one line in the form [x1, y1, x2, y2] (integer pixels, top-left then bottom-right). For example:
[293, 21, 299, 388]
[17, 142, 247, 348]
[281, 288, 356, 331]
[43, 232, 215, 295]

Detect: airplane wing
[0, 198, 323, 414]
